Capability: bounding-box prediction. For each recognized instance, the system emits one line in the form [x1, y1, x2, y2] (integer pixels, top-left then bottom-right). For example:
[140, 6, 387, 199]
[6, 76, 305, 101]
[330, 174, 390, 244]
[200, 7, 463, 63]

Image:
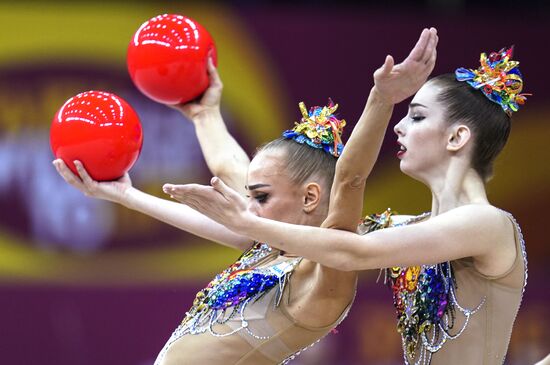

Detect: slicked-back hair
[429, 73, 512, 182]
[256, 138, 337, 193]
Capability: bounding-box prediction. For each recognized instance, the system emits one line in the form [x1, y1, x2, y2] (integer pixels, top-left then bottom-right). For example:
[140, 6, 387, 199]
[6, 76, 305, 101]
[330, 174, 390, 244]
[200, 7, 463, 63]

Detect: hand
[52, 159, 133, 204]
[163, 177, 253, 233]
[169, 55, 223, 121]
[373, 27, 438, 104]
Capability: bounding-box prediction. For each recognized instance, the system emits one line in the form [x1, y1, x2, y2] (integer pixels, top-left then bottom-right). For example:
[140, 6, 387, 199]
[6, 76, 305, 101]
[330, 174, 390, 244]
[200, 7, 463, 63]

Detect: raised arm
[52, 159, 252, 250]
[322, 88, 393, 230]
[322, 27, 438, 230]
[161, 28, 445, 260]
[170, 57, 250, 196]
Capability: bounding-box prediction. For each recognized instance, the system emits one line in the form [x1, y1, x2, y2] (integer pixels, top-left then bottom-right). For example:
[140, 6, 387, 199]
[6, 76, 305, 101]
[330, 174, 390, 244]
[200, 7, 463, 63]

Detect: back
[361, 210, 527, 365]
[432, 212, 527, 365]
[154, 242, 356, 365]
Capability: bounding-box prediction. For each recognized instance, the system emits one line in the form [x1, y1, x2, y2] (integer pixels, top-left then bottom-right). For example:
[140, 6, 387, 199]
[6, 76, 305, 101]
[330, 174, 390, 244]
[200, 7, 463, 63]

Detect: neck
[426, 159, 489, 216]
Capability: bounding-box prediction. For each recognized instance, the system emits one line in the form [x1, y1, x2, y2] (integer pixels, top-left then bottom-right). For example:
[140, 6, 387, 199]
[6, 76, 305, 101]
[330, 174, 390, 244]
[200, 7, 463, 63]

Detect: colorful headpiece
[455, 46, 529, 116]
[282, 98, 346, 157]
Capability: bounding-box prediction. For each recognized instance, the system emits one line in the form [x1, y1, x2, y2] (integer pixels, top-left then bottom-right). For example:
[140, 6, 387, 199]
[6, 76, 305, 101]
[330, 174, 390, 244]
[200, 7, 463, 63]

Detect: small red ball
[127, 14, 217, 105]
[50, 91, 143, 181]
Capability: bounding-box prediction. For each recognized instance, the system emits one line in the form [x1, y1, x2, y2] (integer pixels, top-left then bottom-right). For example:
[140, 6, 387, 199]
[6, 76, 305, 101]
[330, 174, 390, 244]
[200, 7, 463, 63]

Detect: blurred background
[0, 1, 548, 364]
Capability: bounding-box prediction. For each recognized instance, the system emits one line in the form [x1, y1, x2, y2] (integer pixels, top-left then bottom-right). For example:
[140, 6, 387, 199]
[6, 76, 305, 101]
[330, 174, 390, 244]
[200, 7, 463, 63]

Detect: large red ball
[127, 14, 217, 105]
[50, 91, 143, 181]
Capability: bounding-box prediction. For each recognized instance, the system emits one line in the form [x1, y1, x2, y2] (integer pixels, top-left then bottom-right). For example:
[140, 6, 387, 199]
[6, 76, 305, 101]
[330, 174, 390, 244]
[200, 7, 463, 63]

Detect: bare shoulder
[440, 204, 509, 227]
[438, 204, 514, 247]
[444, 204, 517, 276]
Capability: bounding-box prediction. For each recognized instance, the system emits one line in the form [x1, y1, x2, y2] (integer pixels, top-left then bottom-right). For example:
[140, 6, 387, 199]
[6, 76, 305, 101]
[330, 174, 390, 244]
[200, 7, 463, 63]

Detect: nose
[394, 118, 405, 136]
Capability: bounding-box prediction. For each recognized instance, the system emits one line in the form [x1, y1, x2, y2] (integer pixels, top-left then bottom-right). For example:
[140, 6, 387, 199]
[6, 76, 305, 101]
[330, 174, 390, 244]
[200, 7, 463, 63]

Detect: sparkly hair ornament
[455, 46, 530, 116]
[282, 98, 346, 157]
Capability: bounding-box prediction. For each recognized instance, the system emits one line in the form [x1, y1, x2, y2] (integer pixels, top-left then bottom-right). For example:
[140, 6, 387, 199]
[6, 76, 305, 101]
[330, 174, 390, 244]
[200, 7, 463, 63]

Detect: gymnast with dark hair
[172, 43, 528, 364]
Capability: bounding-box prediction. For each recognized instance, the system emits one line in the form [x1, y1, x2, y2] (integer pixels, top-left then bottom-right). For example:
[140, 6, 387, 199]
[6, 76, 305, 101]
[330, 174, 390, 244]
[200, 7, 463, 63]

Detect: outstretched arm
[241, 203, 513, 271]
[52, 160, 252, 250]
[323, 28, 438, 230]
[170, 57, 250, 196]
[175, 181, 512, 271]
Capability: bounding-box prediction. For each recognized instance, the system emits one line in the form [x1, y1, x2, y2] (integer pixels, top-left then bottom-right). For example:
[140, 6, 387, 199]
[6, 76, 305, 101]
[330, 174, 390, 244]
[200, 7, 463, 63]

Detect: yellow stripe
[0, 231, 241, 285]
[0, 3, 287, 143]
[0, 3, 289, 285]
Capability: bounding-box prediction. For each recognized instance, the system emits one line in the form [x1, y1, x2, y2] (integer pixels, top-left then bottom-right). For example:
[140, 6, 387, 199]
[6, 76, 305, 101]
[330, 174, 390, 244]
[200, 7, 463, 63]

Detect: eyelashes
[246, 193, 269, 204]
[254, 194, 268, 204]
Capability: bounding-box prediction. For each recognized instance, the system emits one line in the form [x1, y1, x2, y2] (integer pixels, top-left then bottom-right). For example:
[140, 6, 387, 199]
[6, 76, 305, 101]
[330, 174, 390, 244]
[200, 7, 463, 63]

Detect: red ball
[50, 91, 143, 181]
[127, 14, 217, 105]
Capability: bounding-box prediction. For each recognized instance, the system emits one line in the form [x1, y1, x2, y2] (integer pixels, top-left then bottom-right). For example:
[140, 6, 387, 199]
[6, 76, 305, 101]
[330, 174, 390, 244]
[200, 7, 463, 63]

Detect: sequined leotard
[361, 210, 527, 365]
[154, 242, 353, 365]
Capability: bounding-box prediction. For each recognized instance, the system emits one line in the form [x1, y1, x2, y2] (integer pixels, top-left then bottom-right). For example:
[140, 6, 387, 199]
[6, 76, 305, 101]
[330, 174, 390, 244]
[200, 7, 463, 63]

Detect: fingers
[206, 56, 223, 89]
[382, 55, 395, 76]
[210, 177, 239, 202]
[407, 28, 431, 62]
[165, 183, 199, 207]
[430, 27, 439, 46]
[167, 55, 221, 115]
[73, 160, 95, 186]
[52, 159, 85, 190]
[196, 55, 223, 109]
[429, 46, 437, 69]
[163, 183, 228, 221]
[373, 55, 395, 82]
[426, 41, 437, 74]
[162, 183, 181, 200]
[421, 27, 438, 65]
[163, 183, 205, 202]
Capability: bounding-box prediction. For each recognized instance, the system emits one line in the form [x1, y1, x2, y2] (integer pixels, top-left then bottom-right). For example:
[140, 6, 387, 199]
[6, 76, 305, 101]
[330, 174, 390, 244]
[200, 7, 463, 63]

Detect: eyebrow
[245, 183, 271, 191]
[409, 102, 428, 109]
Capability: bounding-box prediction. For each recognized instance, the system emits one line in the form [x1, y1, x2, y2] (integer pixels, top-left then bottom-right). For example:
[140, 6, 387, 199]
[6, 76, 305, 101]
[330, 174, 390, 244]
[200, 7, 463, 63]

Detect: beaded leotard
[359, 210, 527, 365]
[154, 242, 352, 365]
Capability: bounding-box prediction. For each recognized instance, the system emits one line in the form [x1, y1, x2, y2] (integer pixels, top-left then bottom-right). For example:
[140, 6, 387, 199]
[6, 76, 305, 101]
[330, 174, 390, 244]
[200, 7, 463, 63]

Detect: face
[246, 149, 307, 225]
[393, 82, 451, 181]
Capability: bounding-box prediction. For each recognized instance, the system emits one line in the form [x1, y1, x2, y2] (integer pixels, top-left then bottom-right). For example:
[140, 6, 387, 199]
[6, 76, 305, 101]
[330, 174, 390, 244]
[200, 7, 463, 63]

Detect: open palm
[374, 28, 438, 104]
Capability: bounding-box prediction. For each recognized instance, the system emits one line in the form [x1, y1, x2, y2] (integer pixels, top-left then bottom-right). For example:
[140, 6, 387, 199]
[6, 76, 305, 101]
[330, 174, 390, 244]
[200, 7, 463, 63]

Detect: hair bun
[282, 98, 346, 157]
[455, 46, 530, 116]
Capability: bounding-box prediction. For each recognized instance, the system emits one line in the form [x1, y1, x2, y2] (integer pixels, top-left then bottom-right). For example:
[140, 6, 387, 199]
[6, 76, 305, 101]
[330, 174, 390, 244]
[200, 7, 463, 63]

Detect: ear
[302, 182, 322, 213]
[446, 124, 472, 152]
